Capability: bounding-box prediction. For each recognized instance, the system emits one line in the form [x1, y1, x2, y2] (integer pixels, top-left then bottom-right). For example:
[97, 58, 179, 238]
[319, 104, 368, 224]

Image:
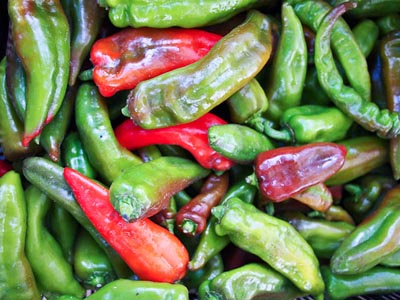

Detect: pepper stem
[211, 205, 226, 222]
[180, 219, 198, 236]
[263, 121, 292, 142]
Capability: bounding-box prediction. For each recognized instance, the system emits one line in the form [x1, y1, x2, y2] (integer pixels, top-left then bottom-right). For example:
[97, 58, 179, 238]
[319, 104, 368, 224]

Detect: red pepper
[114, 113, 235, 171]
[254, 142, 347, 202]
[63, 167, 189, 283]
[90, 27, 222, 97]
[0, 160, 13, 177]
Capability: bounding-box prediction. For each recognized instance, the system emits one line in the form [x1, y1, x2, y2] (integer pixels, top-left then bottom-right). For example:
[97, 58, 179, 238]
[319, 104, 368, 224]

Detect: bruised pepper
[127, 10, 273, 129]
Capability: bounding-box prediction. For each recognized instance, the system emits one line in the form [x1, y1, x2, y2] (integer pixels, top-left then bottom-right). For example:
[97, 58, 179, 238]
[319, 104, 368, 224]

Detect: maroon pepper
[0, 160, 13, 177]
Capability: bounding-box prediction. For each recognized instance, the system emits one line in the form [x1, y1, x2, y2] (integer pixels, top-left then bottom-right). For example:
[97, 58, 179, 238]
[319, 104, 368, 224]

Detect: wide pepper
[127, 9, 273, 129]
[212, 197, 325, 295]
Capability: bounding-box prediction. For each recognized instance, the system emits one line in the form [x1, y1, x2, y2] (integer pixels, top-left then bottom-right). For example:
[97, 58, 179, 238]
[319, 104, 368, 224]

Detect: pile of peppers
[2, 0, 400, 299]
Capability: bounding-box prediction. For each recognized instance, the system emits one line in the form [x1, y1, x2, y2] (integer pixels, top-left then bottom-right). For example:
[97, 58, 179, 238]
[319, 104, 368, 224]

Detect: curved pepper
[110, 156, 210, 222]
[64, 167, 189, 283]
[91, 27, 222, 97]
[254, 142, 347, 202]
[127, 9, 273, 129]
[114, 113, 235, 171]
[212, 197, 325, 295]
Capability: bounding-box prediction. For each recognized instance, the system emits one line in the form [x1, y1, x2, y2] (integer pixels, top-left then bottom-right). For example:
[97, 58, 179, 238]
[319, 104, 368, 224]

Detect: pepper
[300, 65, 330, 106]
[75, 82, 142, 185]
[24, 184, 85, 298]
[253, 142, 347, 202]
[110, 156, 210, 222]
[263, 2, 308, 123]
[8, 0, 70, 146]
[263, 104, 353, 144]
[90, 27, 222, 97]
[0, 159, 12, 177]
[330, 184, 400, 275]
[325, 136, 389, 186]
[208, 124, 274, 164]
[84, 279, 189, 300]
[176, 172, 229, 236]
[322, 265, 400, 300]
[103, 0, 269, 28]
[352, 19, 379, 58]
[327, 0, 400, 18]
[64, 167, 189, 283]
[376, 13, 400, 36]
[114, 113, 235, 171]
[127, 9, 273, 129]
[0, 171, 41, 300]
[290, 182, 333, 212]
[212, 197, 325, 295]
[73, 228, 116, 290]
[314, 1, 400, 138]
[198, 262, 305, 300]
[380, 30, 400, 179]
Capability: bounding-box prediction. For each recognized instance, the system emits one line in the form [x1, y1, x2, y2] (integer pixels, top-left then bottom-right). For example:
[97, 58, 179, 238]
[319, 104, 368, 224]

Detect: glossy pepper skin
[85, 279, 189, 300]
[91, 27, 221, 97]
[8, 0, 70, 146]
[263, 105, 353, 144]
[104, 0, 269, 28]
[0, 171, 41, 300]
[212, 197, 325, 295]
[114, 113, 235, 171]
[327, 0, 400, 18]
[331, 184, 400, 275]
[254, 142, 347, 202]
[199, 262, 305, 300]
[127, 10, 273, 129]
[352, 19, 379, 58]
[110, 156, 210, 222]
[64, 167, 190, 283]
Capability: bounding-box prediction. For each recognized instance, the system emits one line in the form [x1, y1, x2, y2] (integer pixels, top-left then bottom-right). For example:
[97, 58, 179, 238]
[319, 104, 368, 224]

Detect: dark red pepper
[63, 167, 189, 283]
[114, 113, 235, 171]
[90, 27, 222, 97]
[0, 159, 13, 177]
[254, 142, 347, 202]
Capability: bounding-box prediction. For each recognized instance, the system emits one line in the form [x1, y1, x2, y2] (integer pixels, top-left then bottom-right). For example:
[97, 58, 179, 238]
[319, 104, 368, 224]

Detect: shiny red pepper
[63, 167, 189, 283]
[90, 27, 222, 97]
[254, 142, 347, 202]
[114, 113, 235, 171]
[0, 159, 13, 177]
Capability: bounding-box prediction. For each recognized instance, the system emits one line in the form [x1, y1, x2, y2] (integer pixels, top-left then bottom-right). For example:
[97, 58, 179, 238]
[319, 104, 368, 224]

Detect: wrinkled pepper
[127, 9, 273, 129]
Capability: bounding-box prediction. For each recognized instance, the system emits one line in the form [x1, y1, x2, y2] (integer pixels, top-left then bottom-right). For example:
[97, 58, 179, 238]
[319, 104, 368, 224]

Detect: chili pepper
[8, 0, 70, 146]
[91, 27, 222, 97]
[176, 172, 229, 236]
[22, 156, 132, 279]
[127, 10, 273, 129]
[282, 211, 355, 259]
[62, 0, 105, 86]
[376, 13, 400, 36]
[0, 57, 40, 161]
[208, 124, 274, 164]
[301, 65, 330, 106]
[253, 142, 346, 202]
[85, 279, 189, 300]
[75, 82, 142, 185]
[25, 184, 85, 298]
[212, 197, 325, 295]
[0, 171, 41, 300]
[110, 156, 210, 222]
[323, 205, 356, 225]
[48, 203, 79, 264]
[115, 113, 235, 171]
[352, 19, 379, 58]
[263, 2, 307, 123]
[291, 182, 333, 212]
[0, 159, 12, 177]
[64, 167, 190, 283]
[331, 184, 400, 275]
[327, 0, 400, 18]
[322, 265, 400, 300]
[199, 262, 305, 300]
[289, 0, 371, 103]
[314, 1, 400, 138]
[380, 31, 400, 179]
[103, 0, 269, 28]
[325, 136, 389, 186]
[263, 104, 353, 144]
[73, 228, 116, 289]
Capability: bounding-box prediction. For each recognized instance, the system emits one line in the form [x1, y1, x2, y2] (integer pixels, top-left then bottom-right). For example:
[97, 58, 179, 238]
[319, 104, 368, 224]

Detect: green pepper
[263, 104, 353, 144]
[127, 10, 273, 129]
[331, 184, 400, 275]
[25, 184, 85, 298]
[300, 65, 330, 106]
[327, 0, 400, 18]
[352, 19, 379, 58]
[212, 197, 325, 295]
[376, 13, 400, 36]
[199, 262, 305, 300]
[380, 248, 400, 267]
[0, 171, 41, 300]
